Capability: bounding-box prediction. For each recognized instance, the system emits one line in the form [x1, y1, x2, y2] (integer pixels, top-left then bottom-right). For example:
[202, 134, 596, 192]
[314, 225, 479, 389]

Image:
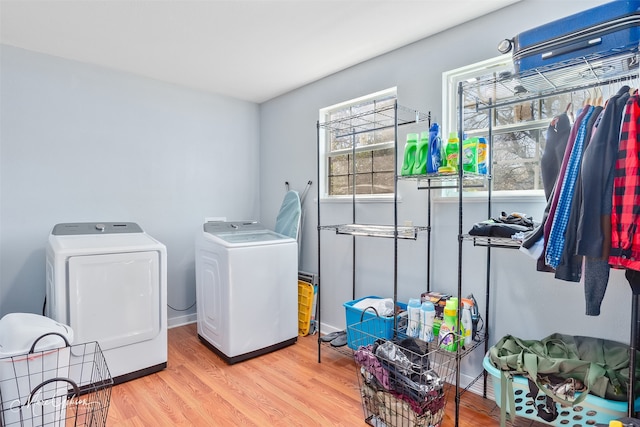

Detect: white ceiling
[0, 0, 519, 103]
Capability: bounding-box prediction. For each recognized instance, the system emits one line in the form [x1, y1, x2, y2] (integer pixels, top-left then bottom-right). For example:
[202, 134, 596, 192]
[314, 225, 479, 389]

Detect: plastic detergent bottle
[401, 133, 418, 176]
[439, 299, 458, 351]
[427, 123, 442, 174]
[412, 131, 429, 175]
[462, 138, 478, 173]
[407, 298, 421, 338]
[419, 301, 436, 342]
[445, 131, 459, 171]
[477, 137, 489, 175]
[461, 301, 473, 348]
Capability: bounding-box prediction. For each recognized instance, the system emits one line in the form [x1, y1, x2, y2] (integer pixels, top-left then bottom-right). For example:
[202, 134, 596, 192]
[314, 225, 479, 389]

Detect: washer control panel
[51, 222, 143, 235]
[203, 221, 264, 235]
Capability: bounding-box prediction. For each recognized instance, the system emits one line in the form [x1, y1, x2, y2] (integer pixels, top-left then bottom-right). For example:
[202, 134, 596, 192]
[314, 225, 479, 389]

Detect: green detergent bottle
[439, 298, 458, 352]
[412, 131, 429, 175]
[401, 133, 418, 176]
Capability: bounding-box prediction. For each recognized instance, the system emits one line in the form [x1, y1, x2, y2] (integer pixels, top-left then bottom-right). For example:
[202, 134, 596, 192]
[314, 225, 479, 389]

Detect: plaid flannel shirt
[610, 94, 640, 271]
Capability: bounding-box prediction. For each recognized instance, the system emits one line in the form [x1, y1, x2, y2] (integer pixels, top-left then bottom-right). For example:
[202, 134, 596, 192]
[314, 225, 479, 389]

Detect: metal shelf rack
[315, 100, 430, 364]
[458, 46, 640, 424]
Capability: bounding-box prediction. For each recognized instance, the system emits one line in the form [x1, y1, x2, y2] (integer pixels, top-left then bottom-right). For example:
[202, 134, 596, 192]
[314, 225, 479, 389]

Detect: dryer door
[68, 251, 161, 350]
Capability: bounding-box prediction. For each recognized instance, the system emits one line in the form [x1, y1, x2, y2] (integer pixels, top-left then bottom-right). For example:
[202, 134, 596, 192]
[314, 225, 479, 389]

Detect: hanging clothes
[577, 86, 630, 316]
[540, 112, 572, 201]
[610, 93, 640, 271]
[545, 106, 595, 269]
[521, 108, 584, 273]
[554, 105, 603, 282]
[577, 86, 631, 258]
[540, 106, 592, 268]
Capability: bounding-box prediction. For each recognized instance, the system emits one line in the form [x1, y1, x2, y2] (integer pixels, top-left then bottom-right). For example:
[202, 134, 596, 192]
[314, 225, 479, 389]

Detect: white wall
[0, 45, 260, 325]
[259, 0, 626, 383]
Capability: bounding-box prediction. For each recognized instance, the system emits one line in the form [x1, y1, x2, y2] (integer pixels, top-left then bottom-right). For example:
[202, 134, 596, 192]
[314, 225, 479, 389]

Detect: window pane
[373, 172, 394, 194]
[492, 129, 545, 191]
[373, 148, 395, 172]
[330, 175, 349, 196]
[355, 151, 372, 174]
[329, 154, 348, 176]
[496, 102, 539, 125]
[331, 135, 353, 152]
[321, 89, 397, 197]
[492, 162, 537, 191]
[445, 57, 589, 194]
[355, 174, 373, 195]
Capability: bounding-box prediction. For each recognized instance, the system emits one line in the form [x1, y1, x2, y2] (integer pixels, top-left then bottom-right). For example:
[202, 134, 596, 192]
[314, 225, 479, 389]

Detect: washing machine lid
[48, 222, 166, 254]
[203, 221, 294, 247]
[52, 222, 143, 235]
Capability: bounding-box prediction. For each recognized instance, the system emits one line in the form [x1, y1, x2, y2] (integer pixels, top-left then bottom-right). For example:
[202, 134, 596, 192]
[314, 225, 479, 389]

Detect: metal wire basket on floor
[0, 338, 112, 427]
[349, 317, 456, 427]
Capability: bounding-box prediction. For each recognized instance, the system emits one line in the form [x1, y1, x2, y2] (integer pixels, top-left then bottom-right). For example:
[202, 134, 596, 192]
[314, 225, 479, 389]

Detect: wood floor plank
[106, 323, 547, 426]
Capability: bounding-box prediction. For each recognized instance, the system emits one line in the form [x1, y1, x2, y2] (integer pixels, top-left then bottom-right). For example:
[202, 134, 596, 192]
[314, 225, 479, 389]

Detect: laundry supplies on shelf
[401, 133, 418, 176]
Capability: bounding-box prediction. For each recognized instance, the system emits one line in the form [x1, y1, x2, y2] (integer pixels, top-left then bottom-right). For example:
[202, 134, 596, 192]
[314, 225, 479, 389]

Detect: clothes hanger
[583, 88, 591, 107]
[595, 86, 603, 107]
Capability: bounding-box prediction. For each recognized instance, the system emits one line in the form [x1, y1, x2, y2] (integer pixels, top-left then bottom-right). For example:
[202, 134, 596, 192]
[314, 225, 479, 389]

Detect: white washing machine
[195, 221, 298, 364]
[45, 222, 167, 384]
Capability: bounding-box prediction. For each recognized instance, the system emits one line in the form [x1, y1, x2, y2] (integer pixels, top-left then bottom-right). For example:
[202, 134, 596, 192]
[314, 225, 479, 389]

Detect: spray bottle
[439, 298, 458, 351]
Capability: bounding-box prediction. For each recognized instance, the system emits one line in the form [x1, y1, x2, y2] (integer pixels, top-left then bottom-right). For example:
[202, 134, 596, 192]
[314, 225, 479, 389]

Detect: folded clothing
[468, 221, 532, 238]
[468, 211, 537, 238]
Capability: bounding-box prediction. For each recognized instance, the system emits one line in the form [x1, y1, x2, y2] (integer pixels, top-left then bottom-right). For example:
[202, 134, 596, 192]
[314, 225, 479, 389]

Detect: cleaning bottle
[444, 131, 459, 171]
[412, 131, 429, 175]
[419, 300, 436, 342]
[477, 137, 489, 175]
[401, 133, 418, 176]
[462, 137, 478, 173]
[461, 300, 473, 348]
[427, 123, 442, 174]
[439, 298, 458, 351]
[407, 298, 421, 338]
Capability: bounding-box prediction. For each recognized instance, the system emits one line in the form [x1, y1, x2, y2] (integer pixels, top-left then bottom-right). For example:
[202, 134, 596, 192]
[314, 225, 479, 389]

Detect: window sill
[318, 194, 402, 204]
[433, 190, 546, 204]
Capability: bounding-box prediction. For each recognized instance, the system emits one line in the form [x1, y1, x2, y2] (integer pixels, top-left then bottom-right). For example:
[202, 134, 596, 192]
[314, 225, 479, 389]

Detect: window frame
[441, 56, 547, 200]
[319, 87, 398, 201]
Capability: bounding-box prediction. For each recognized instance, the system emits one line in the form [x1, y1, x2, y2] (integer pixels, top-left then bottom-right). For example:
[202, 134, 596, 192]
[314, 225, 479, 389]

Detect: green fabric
[489, 333, 639, 402]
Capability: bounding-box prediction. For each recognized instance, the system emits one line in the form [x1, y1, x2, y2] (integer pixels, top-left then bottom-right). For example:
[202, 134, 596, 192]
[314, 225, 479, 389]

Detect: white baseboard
[318, 321, 343, 335]
[168, 313, 197, 328]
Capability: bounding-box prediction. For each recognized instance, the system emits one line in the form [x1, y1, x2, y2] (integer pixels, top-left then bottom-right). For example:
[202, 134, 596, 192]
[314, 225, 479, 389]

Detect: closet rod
[475, 72, 638, 111]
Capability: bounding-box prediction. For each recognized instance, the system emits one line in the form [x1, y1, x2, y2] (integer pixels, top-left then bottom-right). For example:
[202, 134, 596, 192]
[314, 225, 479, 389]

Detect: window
[443, 57, 584, 195]
[319, 88, 397, 198]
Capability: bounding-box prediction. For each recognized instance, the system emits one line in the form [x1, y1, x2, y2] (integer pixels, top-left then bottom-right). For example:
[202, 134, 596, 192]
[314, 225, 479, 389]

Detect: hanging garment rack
[462, 47, 640, 417]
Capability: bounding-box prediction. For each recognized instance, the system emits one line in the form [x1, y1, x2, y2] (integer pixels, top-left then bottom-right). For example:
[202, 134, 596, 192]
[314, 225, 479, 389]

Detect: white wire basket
[0, 336, 112, 427]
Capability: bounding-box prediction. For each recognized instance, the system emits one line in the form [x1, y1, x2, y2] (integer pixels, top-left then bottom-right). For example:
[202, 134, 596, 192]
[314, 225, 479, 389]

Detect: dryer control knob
[95, 223, 106, 232]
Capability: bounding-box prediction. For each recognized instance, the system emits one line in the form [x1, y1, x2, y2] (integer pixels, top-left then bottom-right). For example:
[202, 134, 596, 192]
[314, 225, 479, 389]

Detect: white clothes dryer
[45, 222, 167, 384]
[195, 221, 298, 364]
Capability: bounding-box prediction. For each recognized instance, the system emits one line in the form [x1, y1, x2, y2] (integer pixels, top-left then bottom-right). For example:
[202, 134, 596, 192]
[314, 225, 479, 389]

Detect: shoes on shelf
[320, 330, 346, 343]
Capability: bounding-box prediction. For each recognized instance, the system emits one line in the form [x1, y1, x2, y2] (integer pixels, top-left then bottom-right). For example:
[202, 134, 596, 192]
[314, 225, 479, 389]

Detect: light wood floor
[106, 323, 546, 426]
